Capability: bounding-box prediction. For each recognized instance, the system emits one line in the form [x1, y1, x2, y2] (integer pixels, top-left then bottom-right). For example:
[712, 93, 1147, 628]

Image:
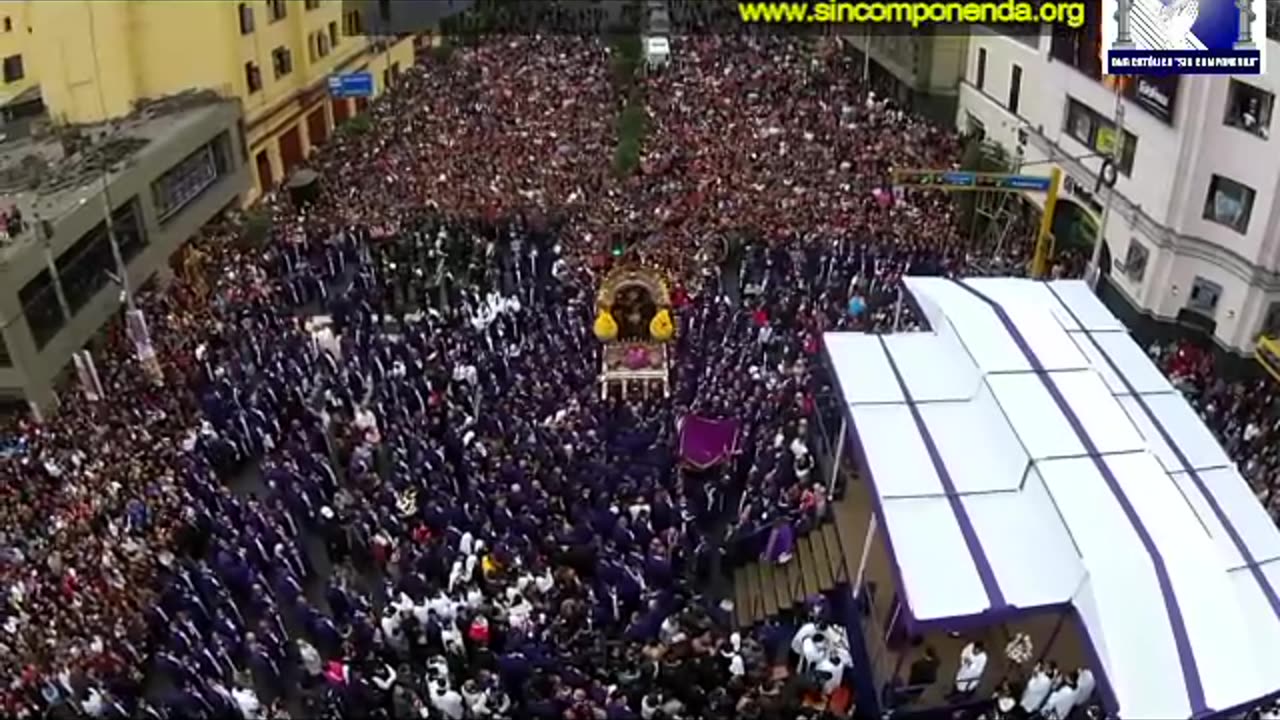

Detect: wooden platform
[733, 491, 865, 628]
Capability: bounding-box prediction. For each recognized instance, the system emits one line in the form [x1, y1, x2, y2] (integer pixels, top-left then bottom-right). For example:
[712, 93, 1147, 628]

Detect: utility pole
[1088, 83, 1125, 291]
[87, 0, 162, 385]
[862, 25, 871, 84]
[35, 215, 74, 323]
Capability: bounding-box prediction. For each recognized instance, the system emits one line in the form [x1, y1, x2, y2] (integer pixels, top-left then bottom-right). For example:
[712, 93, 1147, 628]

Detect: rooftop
[0, 90, 230, 259]
[825, 277, 1280, 720]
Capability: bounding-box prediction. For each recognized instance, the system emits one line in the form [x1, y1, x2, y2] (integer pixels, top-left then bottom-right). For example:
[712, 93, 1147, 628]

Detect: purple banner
[679, 415, 741, 469]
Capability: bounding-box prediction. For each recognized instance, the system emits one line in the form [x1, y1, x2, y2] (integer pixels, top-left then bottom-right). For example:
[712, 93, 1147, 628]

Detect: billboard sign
[1103, 0, 1265, 75]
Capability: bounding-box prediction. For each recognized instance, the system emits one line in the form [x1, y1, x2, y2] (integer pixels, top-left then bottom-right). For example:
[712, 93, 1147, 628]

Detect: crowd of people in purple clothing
[0, 31, 1268, 720]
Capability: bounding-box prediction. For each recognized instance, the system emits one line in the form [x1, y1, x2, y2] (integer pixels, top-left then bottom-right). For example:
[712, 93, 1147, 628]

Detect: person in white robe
[1044, 678, 1079, 720]
[1074, 667, 1096, 709]
[953, 640, 988, 694]
[297, 638, 323, 679]
[791, 620, 821, 656]
[815, 646, 851, 696]
[430, 679, 466, 720]
[801, 631, 829, 674]
[1020, 662, 1053, 714]
[232, 685, 262, 719]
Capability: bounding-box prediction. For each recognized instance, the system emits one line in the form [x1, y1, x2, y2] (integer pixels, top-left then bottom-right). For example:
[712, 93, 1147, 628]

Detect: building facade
[0, 98, 250, 415]
[0, 0, 39, 120]
[842, 29, 969, 124]
[957, 19, 1280, 358]
[0, 1, 33, 99]
[24, 0, 414, 204]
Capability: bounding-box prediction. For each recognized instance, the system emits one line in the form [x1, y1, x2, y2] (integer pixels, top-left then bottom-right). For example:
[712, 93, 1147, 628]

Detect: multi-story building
[0, 95, 250, 416]
[842, 29, 969, 124]
[0, 1, 39, 120]
[957, 14, 1280, 361]
[24, 0, 415, 203]
[0, 0, 425, 413]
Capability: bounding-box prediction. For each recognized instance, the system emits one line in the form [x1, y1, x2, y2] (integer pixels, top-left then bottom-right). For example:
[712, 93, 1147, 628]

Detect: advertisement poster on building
[1102, 0, 1265, 75]
[1104, 74, 1181, 123]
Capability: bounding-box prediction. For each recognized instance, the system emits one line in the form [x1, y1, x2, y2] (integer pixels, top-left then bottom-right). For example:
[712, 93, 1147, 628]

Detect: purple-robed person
[761, 515, 796, 566]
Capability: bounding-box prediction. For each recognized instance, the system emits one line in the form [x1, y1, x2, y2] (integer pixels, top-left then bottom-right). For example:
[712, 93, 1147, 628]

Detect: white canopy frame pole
[853, 513, 878, 599]
[827, 417, 846, 498]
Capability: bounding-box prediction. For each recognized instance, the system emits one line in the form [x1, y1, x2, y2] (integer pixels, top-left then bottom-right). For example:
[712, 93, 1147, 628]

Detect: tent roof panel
[823, 278, 1280, 719]
[849, 404, 943, 498]
[826, 333, 904, 406]
[881, 496, 990, 620]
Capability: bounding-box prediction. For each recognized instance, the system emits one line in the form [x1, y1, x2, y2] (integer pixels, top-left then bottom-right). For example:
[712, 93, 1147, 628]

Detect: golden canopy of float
[592, 264, 674, 398]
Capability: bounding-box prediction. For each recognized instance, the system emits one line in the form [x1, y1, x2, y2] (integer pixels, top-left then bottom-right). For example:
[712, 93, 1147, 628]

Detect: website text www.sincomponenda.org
[738, 0, 1087, 28]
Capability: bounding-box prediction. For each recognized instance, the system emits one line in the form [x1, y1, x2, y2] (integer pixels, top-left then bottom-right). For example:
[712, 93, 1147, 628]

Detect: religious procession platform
[593, 264, 674, 399]
[599, 343, 670, 399]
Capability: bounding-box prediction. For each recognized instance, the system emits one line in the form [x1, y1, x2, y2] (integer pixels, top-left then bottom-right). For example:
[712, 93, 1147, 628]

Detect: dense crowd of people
[0, 30, 1268, 720]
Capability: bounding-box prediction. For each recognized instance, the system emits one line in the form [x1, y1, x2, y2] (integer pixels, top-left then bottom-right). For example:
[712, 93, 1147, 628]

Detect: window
[1187, 277, 1222, 315]
[1064, 98, 1138, 176]
[0, 332, 10, 368]
[1261, 302, 1280, 339]
[310, 31, 331, 62]
[20, 270, 66, 350]
[55, 228, 117, 315]
[1123, 240, 1149, 282]
[3, 54, 23, 83]
[1008, 64, 1022, 114]
[975, 48, 986, 91]
[329, 20, 340, 47]
[152, 135, 229, 221]
[1224, 80, 1274, 139]
[238, 3, 254, 34]
[51, 200, 148, 317]
[305, 0, 321, 9]
[343, 9, 363, 36]
[1050, 0, 1103, 80]
[1203, 175, 1255, 233]
[3, 17, 11, 32]
[378, 0, 392, 23]
[964, 112, 985, 140]
[271, 47, 293, 78]
[1269, 0, 1280, 42]
[266, 0, 287, 23]
[245, 61, 262, 93]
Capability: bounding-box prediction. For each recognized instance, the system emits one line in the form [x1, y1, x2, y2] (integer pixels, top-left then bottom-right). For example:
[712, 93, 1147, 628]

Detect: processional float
[592, 265, 675, 399]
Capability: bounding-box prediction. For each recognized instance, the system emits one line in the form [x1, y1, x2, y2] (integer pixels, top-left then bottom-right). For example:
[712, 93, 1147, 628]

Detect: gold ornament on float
[594, 311, 619, 342]
[594, 265, 675, 343]
[649, 309, 674, 342]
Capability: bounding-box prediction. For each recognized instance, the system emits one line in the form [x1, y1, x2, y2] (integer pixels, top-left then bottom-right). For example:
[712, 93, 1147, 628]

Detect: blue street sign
[892, 169, 1053, 193]
[327, 72, 374, 99]
[941, 171, 976, 187]
[1000, 175, 1053, 192]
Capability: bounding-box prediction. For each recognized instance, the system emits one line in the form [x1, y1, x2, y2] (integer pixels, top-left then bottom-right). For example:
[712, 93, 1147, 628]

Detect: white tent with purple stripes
[824, 277, 1280, 720]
